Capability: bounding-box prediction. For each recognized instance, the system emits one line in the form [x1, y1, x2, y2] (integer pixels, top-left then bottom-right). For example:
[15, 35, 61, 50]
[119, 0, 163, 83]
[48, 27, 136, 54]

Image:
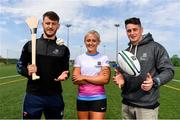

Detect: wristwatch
[153, 77, 161, 88]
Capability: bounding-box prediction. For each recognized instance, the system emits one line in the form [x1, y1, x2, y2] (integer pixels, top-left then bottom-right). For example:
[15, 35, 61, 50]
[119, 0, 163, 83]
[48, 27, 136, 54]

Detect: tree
[171, 55, 180, 67]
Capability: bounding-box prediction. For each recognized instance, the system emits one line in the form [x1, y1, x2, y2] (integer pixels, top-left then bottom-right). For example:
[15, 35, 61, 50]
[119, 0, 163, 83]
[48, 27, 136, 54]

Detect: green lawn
[0, 64, 180, 119]
[174, 67, 180, 79]
[0, 64, 18, 77]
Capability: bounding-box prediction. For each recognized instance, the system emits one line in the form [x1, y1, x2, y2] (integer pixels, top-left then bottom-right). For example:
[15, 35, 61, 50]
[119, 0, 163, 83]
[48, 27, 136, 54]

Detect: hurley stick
[26, 17, 40, 80]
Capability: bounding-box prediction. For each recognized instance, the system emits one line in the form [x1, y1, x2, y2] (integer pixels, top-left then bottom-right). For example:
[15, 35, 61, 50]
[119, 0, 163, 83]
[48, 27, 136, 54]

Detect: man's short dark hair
[125, 17, 141, 27]
[43, 11, 60, 22]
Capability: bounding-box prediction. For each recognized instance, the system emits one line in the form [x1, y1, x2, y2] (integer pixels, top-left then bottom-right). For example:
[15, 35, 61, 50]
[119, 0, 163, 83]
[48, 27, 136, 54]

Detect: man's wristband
[153, 77, 161, 88]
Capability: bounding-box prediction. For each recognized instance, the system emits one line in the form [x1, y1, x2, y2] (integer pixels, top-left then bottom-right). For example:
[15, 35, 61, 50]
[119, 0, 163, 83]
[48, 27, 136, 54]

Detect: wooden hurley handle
[31, 33, 40, 80]
[26, 17, 40, 80]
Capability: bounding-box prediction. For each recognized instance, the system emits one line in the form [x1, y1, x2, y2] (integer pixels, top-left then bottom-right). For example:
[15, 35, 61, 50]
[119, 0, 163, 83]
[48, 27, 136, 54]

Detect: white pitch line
[164, 85, 180, 91]
[0, 75, 21, 80]
[0, 78, 26, 86]
[172, 79, 180, 82]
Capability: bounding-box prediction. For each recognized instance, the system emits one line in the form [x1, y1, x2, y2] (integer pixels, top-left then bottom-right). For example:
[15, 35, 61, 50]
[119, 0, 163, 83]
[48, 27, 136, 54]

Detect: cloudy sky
[0, 0, 180, 60]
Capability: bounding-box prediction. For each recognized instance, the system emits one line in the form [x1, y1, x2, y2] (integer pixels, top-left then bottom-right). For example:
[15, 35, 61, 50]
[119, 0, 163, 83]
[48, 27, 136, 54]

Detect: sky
[0, 0, 180, 61]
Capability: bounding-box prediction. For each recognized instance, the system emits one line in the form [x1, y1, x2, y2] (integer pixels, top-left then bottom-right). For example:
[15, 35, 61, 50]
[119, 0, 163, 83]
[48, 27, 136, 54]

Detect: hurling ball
[56, 38, 64, 46]
[118, 50, 141, 76]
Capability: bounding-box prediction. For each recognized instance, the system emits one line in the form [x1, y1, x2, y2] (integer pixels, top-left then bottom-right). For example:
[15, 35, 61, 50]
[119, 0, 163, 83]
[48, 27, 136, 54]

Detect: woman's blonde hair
[84, 30, 101, 42]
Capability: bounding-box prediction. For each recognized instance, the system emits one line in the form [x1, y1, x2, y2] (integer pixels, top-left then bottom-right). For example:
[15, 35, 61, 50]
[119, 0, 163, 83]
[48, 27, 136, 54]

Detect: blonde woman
[73, 30, 110, 119]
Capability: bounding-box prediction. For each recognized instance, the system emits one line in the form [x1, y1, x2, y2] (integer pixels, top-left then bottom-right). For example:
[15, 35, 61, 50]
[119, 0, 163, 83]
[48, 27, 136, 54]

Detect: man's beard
[44, 29, 57, 38]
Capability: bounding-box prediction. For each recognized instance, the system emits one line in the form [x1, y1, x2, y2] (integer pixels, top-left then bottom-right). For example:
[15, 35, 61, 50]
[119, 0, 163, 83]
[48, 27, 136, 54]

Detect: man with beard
[17, 11, 70, 119]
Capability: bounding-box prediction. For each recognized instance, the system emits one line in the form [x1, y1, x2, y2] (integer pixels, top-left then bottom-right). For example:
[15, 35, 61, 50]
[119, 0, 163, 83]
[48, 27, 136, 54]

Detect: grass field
[0, 64, 180, 119]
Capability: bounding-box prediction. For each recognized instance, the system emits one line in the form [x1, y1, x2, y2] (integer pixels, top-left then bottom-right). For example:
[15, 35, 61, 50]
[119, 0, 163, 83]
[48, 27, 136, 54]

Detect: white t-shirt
[74, 52, 110, 100]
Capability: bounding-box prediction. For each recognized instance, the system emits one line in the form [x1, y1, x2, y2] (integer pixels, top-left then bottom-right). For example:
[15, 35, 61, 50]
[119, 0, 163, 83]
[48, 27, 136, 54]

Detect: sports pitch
[0, 64, 180, 119]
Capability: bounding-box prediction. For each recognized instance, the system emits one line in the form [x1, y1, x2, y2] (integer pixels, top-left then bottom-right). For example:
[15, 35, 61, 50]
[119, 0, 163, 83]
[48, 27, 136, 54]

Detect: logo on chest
[95, 61, 102, 68]
[140, 53, 147, 61]
[52, 49, 59, 55]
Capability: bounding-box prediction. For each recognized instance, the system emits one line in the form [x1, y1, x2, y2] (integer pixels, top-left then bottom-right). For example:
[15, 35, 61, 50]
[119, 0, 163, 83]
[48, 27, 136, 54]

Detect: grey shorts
[122, 103, 159, 120]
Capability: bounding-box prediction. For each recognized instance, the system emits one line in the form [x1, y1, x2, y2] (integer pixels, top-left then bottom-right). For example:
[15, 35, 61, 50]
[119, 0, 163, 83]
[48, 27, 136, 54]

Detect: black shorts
[77, 99, 107, 112]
